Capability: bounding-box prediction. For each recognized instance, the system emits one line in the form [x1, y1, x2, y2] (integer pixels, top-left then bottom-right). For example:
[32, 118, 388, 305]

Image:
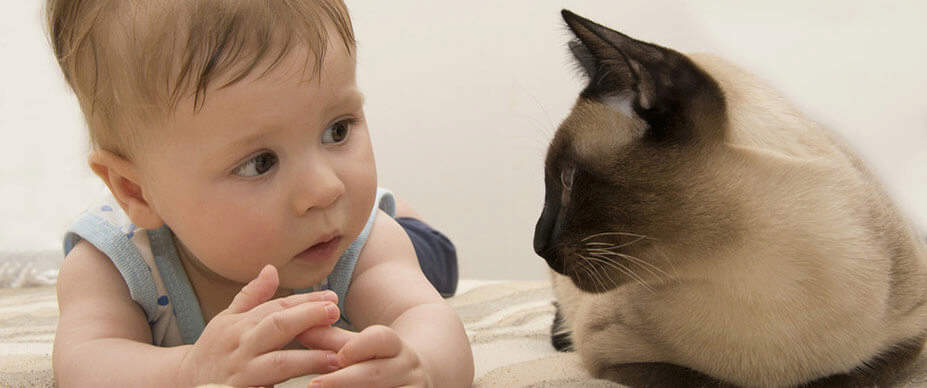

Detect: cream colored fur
[552, 54, 927, 387]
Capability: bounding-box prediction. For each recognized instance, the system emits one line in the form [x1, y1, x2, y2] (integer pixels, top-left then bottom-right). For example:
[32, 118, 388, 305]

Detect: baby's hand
[177, 265, 342, 387]
[299, 325, 432, 388]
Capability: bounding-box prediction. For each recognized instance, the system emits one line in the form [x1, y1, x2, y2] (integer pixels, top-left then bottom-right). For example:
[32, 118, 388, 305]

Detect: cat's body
[536, 11, 927, 387]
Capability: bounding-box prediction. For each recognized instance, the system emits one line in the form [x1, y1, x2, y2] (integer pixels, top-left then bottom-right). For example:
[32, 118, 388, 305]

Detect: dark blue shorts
[396, 217, 458, 297]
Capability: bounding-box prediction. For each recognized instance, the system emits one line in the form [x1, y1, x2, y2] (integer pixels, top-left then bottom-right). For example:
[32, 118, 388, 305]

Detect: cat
[533, 9, 927, 387]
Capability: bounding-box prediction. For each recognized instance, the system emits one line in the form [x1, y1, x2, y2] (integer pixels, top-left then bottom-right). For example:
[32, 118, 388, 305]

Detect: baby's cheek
[205, 214, 286, 277]
[351, 188, 377, 233]
[232, 218, 286, 256]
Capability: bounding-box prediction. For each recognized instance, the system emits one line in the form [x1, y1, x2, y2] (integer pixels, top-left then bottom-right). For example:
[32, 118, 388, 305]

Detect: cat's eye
[322, 119, 354, 144]
[233, 151, 278, 177]
[561, 165, 575, 190]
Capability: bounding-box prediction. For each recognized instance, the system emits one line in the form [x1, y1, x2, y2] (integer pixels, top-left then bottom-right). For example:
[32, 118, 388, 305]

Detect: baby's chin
[275, 260, 340, 291]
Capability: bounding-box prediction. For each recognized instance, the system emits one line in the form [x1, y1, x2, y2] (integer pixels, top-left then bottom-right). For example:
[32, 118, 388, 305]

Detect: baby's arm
[54, 241, 189, 386]
[54, 240, 341, 387]
[302, 210, 474, 387]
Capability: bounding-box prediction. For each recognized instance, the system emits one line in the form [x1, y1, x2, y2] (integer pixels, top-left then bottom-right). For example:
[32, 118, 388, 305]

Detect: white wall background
[2, 1, 925, 281]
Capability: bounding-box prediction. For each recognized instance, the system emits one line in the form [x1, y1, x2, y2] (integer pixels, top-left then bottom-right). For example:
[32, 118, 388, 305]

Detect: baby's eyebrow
[218, 89, 365, 156]
[222, 125, 283, 153]
[323, 90, 365, 116]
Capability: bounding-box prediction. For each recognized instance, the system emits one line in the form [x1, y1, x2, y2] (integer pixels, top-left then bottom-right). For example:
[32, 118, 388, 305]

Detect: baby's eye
[321, 119, 354, 144]
[233, 152, 278, 177]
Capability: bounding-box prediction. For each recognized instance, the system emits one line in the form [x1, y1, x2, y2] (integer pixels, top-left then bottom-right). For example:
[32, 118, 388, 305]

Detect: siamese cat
[533, 10, 927, 387]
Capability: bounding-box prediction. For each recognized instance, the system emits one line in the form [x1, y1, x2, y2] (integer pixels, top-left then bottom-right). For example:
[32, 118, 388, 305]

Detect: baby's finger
[226, 265, 279, 314]
[309, 357, 415, 388]
[241, 301, 340, 354]
[296, 325, 357, 352]
[238, 349, 340, 386]
[247, 289, 338, 319]
[337, 325, 403, 367]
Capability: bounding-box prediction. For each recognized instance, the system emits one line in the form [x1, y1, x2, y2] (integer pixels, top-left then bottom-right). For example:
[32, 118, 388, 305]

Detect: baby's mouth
[294, 235, 342, 263]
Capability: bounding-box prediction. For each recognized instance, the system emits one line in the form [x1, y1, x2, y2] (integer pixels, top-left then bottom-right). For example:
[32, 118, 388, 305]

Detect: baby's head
[48, 0, 379, 289]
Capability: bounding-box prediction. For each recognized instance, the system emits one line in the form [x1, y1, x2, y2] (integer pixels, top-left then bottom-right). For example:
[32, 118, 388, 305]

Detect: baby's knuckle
[226, 369, 248, 386]
[268, 311, 289, 333]
[227, 348, 249, 371]
[277, 295, 299, 309]
[367, 325, 394, 340]
[409, 368, 427, 384]
[237, 329, 254, 348]
[405, 353, 422, 370]
[268, 351, 289, 369]
[394, 352, 417, 373]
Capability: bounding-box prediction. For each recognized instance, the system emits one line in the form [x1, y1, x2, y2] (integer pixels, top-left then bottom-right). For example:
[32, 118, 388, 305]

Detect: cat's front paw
[597, 362, 736, 388]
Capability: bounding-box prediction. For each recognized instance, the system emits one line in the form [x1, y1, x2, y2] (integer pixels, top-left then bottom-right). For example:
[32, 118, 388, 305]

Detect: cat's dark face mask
[533, 10, 727, 293]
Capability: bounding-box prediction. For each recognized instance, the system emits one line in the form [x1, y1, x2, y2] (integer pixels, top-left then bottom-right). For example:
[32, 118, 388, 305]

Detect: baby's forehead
[159, 42, 362, 146]
[93, 1, 356, 115]
[168, 8, 354, 110]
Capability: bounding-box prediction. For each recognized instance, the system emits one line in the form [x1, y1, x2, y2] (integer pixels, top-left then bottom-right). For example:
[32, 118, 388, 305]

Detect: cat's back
[688, 53, 927, 321]
[690, 54, 852, 162]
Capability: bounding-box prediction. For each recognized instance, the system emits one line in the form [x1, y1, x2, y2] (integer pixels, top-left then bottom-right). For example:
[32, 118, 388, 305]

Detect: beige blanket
[4, 281, 927, 387]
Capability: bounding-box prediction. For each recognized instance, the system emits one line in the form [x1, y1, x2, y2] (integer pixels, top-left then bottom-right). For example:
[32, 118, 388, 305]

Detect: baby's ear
[88, 150, 165, 230]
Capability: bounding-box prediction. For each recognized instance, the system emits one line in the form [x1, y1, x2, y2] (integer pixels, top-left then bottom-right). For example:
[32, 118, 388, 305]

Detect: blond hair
[47, 0, 355, 158]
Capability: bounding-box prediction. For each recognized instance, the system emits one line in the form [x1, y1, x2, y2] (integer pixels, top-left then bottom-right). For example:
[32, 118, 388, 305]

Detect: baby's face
[134, 41, 377, 290]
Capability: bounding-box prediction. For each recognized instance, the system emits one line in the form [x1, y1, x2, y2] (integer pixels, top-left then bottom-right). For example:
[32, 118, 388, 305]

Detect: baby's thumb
[226, 265, 279, 314]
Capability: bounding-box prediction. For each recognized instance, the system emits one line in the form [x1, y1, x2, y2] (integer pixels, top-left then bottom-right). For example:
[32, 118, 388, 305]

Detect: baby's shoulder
[344, 211, 447, 327]
[355, 210, 418, 273]
[57, 239, 137, 314]
[56, 239, 154, 346]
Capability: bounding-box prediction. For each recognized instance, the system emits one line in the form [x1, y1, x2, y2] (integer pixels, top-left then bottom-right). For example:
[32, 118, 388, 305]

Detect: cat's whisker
[588, 235, 650, 250]
[584, 235, 648, 247]
[590, 259, 621, 292]
[639, 245, 680, 278]
[578, 254, 616, 292]
[576, 255, 609, 292]
[587, 246, 632, 256]
[585, 250, 669, 280]
[620, 253, 669, 279]
[587, 255, 650, 290]
[655, 248, 681, 278]
[581, 231, 655, 243]
[585, 254, 654, 292]
[514, 79, 557, 137]
[586, 248, 619, 255]
[589, 264, 611, 293]
[589, 254, 650, 286]
[588, 258, 615, 293]
[573, 255, 593, 283]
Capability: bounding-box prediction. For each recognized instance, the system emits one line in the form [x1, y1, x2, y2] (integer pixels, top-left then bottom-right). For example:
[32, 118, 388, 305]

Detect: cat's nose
[533, 222, 549, 256]
[534, 201, 559, 256]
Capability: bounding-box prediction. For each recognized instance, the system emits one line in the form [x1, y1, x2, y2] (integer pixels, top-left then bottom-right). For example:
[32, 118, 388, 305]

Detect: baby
[47, 1, 473, 387]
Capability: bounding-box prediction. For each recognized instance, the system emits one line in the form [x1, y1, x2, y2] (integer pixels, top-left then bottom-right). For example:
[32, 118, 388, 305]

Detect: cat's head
[533, 10, 730, 293]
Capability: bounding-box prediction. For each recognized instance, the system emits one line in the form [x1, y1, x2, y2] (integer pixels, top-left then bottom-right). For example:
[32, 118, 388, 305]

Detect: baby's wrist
[172, 344, 198, 387]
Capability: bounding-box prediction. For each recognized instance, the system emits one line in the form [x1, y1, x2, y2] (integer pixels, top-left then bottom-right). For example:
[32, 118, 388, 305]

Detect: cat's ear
[562, 10, 725, 142]
[567, 39, 598, 81]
